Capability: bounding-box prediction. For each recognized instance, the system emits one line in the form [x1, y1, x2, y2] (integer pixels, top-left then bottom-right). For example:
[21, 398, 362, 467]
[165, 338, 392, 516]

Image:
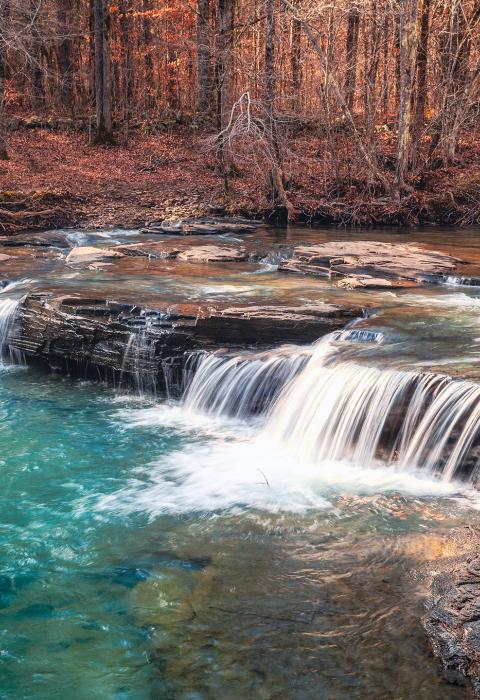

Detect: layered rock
[10, 293, 362, 394]
[140, 216, 260, 236]
[279, 241, 463, 288]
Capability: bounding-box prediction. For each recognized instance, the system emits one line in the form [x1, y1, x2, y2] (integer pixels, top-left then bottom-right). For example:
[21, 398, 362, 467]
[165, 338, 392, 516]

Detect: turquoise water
[0, 363, 476, 699]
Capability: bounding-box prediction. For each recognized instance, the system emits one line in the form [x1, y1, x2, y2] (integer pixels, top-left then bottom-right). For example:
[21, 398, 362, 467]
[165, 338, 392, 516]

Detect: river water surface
[1, 225, 480, 699]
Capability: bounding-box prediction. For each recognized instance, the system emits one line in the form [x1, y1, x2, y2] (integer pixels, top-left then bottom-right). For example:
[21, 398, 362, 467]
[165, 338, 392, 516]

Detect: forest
[0, 0, 479, 228]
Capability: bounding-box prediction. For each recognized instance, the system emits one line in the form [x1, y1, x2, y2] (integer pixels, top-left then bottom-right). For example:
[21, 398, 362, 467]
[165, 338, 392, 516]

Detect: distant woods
[0, 0, 480, 208]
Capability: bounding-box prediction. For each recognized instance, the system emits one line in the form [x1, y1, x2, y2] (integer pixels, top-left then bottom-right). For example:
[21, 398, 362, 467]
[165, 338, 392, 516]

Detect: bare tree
[93, 0, 113, 144]
[394, 0, 419, 194]
[197, 0, 212, 114]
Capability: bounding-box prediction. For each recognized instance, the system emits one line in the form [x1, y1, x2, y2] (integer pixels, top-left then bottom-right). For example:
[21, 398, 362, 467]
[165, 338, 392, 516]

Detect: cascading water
[268, 360, 480, 481]
[183, 345, 311, 418]
[183, 331, 480, 483]
[0, 297, 20, 366]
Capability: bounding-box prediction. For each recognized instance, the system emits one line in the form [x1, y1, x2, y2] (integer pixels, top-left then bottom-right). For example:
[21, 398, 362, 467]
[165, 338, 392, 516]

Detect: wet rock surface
[0, 231, 71, 248]
[66, 246, 124, 265]
[177, 245, 248, 263]
[420, 528, 480, 697]
[140, 216, 260, 236]
[279, 241, 463, 287]
[10, 294, 363, 393]
[114, 241, 248, 263]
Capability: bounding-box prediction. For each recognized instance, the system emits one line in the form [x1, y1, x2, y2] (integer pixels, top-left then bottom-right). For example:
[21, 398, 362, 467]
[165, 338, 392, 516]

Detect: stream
[1, 225, 480, 699]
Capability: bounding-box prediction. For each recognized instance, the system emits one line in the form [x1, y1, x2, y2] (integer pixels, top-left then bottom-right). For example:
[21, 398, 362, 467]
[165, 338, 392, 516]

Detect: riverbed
[1, 225, 480, 699]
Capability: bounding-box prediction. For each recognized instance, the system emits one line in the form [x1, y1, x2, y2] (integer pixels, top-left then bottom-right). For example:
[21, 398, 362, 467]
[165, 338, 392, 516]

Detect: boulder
[279, 241, 462, 287]
[66, 246, 124, 265]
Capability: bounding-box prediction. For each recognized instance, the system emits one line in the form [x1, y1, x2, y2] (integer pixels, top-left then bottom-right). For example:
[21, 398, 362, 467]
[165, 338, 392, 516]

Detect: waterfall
[182, 330, 480, 482]
[268, 358, 480, 482]
[183, 345, 312, 418]
[0, 297, 20, 365]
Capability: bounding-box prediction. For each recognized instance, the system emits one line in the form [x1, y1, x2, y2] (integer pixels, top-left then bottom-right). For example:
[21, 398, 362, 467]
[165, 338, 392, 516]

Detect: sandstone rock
[421, 527, 480, 697]
[177, 245, 248, 263]
[66, 246, 124, 265]
[279, 241, 462, 287]
[0, 253, 12, 263]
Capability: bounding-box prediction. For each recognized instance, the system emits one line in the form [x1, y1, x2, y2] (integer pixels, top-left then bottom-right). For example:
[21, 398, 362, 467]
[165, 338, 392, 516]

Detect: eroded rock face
[422, 529, 480, 697]
[10, 294, 363, 393]
[279, 241, 462, 287]
[113, 242, 248, 263]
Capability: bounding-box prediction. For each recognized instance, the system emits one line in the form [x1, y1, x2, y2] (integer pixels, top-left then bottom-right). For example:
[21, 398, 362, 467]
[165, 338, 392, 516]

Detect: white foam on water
[93, 431, 465, 518]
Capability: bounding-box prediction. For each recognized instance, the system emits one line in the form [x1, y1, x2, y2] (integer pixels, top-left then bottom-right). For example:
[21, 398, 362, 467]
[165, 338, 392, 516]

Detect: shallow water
[2, 225, 480, 698]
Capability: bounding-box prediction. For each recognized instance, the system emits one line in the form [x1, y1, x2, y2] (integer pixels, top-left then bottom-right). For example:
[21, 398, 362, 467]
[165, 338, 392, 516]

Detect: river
[1, 225, 480, 699]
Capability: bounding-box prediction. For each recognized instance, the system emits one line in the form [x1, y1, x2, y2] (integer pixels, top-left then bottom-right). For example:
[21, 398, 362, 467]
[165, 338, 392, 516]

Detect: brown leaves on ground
[0, 127, 479, 230]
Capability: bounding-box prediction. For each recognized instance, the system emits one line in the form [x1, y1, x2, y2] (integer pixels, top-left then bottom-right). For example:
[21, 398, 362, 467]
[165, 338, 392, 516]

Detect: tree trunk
[394, 0, 419, 195]
[412, 0, 431, 152]
[265, 0, 295, 220]
[57, 0, 74, 112]
[290, 4, 301, 109]
[30, 0, 44, 111]
[142, 0, 155, 110]
[197, 0, 212, 114]
[119, 1, 133, 141]
[216, 0, 235, 187]
[0, 26, 7, 160]
[216, 0, 234, 131]
[344, 2, 359, 111]
[93, 0, 113, 144]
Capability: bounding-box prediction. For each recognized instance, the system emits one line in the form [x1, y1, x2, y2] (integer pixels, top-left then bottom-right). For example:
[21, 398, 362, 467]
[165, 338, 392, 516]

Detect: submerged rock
[113, 242, 181, 259]
[279, 241, 463, 287]
[140, 216, 260, 236]
[0, 231, 70, 248]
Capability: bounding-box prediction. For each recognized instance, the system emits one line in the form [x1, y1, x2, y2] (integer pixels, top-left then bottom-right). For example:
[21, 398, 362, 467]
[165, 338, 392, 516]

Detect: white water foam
[93, 429, 464, 518]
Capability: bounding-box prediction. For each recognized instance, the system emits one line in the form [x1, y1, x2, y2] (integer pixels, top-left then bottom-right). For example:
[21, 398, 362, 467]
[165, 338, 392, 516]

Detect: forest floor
[1, 127, 480, 232]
